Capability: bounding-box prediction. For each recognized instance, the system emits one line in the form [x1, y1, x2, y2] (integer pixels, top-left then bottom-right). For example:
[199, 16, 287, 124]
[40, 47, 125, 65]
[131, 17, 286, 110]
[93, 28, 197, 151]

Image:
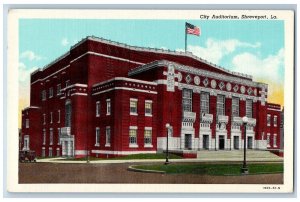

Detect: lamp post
[241, 116, 249, 174]
[165, 123, 170, 165]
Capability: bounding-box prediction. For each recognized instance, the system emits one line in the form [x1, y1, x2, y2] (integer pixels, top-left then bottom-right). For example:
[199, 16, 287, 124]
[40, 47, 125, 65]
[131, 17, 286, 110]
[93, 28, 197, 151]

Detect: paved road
[19, 162, 283, 184]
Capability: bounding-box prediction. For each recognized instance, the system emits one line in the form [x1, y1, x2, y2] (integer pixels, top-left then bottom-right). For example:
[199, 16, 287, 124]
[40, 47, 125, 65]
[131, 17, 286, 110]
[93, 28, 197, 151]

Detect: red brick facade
[20, 36, 282, 158]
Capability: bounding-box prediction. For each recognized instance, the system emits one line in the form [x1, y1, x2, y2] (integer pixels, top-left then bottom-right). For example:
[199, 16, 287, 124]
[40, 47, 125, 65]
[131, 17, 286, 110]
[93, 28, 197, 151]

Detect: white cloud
[231, 48, 284, 83]
[61, 38, 69, 46]
[20, 50, 42, 61]
[185, 38, 261, 64]
[18, 62, 38, 83]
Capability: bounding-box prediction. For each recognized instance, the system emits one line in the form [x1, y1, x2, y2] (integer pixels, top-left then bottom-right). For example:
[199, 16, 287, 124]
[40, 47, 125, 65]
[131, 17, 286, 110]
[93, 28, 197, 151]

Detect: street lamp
[241, 116, 249, 174]
[165, 123, 171, 165]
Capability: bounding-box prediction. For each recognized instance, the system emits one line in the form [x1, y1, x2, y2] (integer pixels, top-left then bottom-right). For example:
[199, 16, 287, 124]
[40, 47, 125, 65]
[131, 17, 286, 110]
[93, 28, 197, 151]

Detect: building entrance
[247, 136, 253, 149]
[234, 136, 239, 149]
[203, 135, 209, 149]
[184, 134, 192, 150]
[219, 135, 225, 150]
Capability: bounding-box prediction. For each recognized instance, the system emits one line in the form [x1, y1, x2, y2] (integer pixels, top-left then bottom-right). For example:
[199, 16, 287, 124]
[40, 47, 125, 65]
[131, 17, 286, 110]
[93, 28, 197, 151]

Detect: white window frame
[43, 114, 46, 125]
[145, 100, 153, 116]
[95, 127, 100, 147]
[42, 147, 46, 157]
[57, 84, 61, 96]
[23, 135, 30, 150]
[49, 87, 53, 98]
[43, 129, 46, 145]
[274, 116, 278, 127]
[144, 127, 153, 147]
[106, 99, 111, 116]
[182, 88, 192, 112]
[267, 114, 271, 126]
[105, 126, 111, 147]
[50, 112, 53, 124]
[96, 101, 100, 117]
[57, 128, 61, 145]
[267, 133, 270, 147]
[246, 99, 253, 118]
[57, 110, 60, 123]
[130, 98, 138, 115]
[217, 94, 225, 116]
[49, 128, 53, 145]
[129, 126, 138, 148]
[42, 90, 46, 101]
[200, 92, 209, 114]
[25, 119, 29, 128]
[273, 134, 277, 147]
[49, 147, 53, 157]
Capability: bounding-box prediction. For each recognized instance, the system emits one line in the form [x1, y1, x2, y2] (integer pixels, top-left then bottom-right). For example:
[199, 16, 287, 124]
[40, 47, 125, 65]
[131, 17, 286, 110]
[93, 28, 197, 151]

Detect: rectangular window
[43, 114, 46, 125]
[49, 148, 53, 157]
[246, 99, 253, 118]
[95, 127, 100, 146]
[200, 92, 209, 114]
[217, 95, 225, 116]
[182, 88, 192, 112]
[57, 128, 61, 144]
[106, 99, 111, 115]
[49, 87, 53, 98]
[105, 126, 111, 146]
[267, 114, 271, 126]
[42, 90, 46, 101]
[57, 84, 61, 95]
[50, 112, 53, 124]
[267, 133, 270, 146]
[129, 127, 138, 146]
[25, 119, 29, 128]
[144, 128, 152, 146]
[23, 135, 29, 150]
[232, 97, 239, 117]
[49, 128, 53, 145]
[130, 98, 138, 115]
[145, 100, 152, 116]
[58, 110, 60, 123]
[273, 134, 277, 147]
[43, 129, 46, 145]
[274, 116, 278, 127]
[96, 101, 100, 117]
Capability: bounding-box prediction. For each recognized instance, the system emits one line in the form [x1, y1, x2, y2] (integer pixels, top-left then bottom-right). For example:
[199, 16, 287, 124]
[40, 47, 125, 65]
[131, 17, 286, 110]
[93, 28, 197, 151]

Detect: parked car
[19, 150, 37, 163]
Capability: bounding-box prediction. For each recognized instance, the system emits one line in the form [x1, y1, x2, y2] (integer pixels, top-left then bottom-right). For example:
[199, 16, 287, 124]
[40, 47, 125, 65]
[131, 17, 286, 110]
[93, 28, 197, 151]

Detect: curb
[127, 165, 166, 174]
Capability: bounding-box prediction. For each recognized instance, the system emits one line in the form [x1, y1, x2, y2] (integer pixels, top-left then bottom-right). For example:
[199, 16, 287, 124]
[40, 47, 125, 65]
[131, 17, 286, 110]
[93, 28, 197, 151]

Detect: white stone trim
[267, 108, 282, 112]
[91, 150, 156, 155]
[144, 127, 152, 130]
[130, 126, 138, 130]
[92, 87, 157, 96]
[129, 144, 139, 148]
[93, 77, 157, 88]
[70, 92, 88, 96]
[130, 98, 138, 101]
[75, 150, 87, 155]
[145, 100, 153, 103]
[61, 83, 88, 92]
[31, 65, 70, 85]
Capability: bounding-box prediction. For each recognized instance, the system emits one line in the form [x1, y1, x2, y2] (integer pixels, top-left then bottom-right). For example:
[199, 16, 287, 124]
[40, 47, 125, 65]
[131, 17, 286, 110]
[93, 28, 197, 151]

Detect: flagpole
[185, 23, 187, 52]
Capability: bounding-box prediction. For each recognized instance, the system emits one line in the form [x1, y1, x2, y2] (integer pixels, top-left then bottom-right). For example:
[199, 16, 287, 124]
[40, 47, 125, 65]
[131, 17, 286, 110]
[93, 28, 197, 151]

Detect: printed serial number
[263, 186, 281, 190]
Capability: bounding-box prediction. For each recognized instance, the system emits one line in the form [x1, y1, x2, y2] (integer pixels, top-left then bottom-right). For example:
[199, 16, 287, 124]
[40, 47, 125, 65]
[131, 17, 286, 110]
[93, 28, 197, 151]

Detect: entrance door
[247, 137, 253, 149]
[203, 135, 209, 149]
[234, 136, 239, 149]
[219, 135, 225, 150]
[184, 134, 192, 150]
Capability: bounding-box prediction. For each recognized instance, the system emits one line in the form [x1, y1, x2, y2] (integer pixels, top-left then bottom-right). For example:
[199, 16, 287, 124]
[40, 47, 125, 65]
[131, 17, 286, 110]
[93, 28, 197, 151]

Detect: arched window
[65, 100, 72, 127]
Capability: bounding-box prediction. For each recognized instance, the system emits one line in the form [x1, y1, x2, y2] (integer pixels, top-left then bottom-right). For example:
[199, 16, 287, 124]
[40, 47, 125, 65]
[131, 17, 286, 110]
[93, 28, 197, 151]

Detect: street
[19, 162, 283, 184]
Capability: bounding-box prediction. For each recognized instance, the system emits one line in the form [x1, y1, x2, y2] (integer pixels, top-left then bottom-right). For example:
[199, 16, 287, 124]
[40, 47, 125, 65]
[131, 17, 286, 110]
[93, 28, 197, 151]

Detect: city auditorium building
[21, 36, 282, 158]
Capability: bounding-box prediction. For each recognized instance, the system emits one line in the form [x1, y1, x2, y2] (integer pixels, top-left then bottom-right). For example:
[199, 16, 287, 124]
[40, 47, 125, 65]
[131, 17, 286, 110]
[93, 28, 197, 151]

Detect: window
[49, 128, 53, 145]
[49, 148, 53, 157]
[96, 101, 100, 117]
[105, 126, 111, 147]
[43, 129, 46, 145]
[129, 126, 138, 146]
[56, 148, 60, 157]
[217, 95, 225, 116]
[25, 119, 29, 128]
[42, 147, 46, 157]
[23, 135, 29, 150]
[57, 110, 60, 123]
[274, 116, 278, 127]
[95, 127, 100, 146]
[145, 100, 152, 116]
[232, 97, 239, 117]
[65, 100, 72, 127]
[246, 99, 253, 118]
[200, 92, 209, 114]
[144, 128, 152, 146]
[43, 114, 46, 125]
[65, 80, 70, 88]
[182, 88, 192, 112]
[57, 128, 61, 144]
[50, 112, 53, 124]
[273, 134, 277, 147]
[49, 87, 53, 98]
[106, 99, 111, 115]
[42, 90, 46, 101]
[267, 133, 270, 146]
[57, 84, 61, 95]
[267, 114, 271, 126]
[130, 98, 138, 115]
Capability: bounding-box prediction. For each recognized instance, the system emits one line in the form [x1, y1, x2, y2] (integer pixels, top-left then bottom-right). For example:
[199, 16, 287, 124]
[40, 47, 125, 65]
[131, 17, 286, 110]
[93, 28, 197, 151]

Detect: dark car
[19, 150, 37, 163]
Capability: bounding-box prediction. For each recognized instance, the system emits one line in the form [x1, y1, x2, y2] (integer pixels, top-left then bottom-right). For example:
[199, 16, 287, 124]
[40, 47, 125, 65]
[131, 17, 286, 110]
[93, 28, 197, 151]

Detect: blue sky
[18, 19, 285, 124]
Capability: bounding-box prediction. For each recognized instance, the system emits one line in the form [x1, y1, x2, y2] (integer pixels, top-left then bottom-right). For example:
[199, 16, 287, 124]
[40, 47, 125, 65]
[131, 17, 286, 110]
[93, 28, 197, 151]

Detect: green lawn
[60, 153, 182, 161]
[133, 163, 283, 176]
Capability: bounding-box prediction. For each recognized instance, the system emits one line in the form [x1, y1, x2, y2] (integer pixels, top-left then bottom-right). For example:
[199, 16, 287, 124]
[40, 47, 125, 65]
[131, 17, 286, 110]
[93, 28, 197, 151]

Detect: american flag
[186, 22, 200, 36]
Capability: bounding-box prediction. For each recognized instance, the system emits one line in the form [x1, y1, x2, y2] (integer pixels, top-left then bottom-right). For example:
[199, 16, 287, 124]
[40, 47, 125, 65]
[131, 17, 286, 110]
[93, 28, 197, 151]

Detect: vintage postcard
[7, 9, 294, 193]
